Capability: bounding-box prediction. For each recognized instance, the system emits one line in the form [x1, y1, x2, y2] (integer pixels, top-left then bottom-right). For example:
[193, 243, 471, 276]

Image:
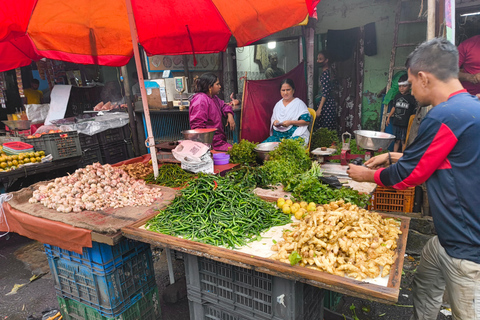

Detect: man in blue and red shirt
[348, 38, 480, 320]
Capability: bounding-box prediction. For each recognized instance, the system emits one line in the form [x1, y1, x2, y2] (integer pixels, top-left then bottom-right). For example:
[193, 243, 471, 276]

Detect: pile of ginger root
[270, 200, 402, 280]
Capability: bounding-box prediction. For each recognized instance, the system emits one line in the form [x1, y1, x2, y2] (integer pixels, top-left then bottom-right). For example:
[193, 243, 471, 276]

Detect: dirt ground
[1, 234, 453, 320]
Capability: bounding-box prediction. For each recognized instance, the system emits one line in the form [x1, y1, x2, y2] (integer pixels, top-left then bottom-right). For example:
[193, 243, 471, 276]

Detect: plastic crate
[368, 186, 415, 213]
[57, 286, 161, 320]
[98, 127, 126, 146]
[79, 145, 104, 168]
[47, 246, 156, 317]
[44, 238, 149, 274]
[79, 133, 99, 148]
[101, 141, 129, 164]
[126, 141, 134, 159]
[185, 254, 324, 320]
[22, 131, 82, 160]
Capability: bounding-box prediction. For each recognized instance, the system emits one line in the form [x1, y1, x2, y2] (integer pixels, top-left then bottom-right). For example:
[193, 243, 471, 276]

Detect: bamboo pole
[239, 72, 247, 141]
[125, 0, 159, 178]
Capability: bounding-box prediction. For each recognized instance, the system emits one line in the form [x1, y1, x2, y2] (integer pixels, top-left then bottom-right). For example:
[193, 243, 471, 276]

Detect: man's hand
[364, 153, 389, 169]
[386, 116, 391, 127]
[226, 113, 235, 131]
[474, 73, 480, 84]
[347, 164, 376, 182]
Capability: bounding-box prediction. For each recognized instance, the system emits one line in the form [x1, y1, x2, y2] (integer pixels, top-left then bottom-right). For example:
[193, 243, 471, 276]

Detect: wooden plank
[122, 213, 410, 304]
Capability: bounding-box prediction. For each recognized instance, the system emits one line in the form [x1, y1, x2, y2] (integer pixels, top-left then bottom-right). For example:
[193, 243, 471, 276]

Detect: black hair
[398, 74, 409, 84]
[194, 73, 218, 94]
[31, 79, 40, 85]
[268, 52, 278, 60]
[280, 78, 295, 91]
[406, 38, 459, 81]
[318, 50, 330, 61]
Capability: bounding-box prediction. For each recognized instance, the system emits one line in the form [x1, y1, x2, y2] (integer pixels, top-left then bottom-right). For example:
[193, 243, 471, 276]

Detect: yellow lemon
[307, 204, 317, 212]
[295, 208, 306, 220]
[7, 161, 12, 167]
[36, 157, 41, 162]
[277, 198, 285, 209]
[24, 158, 30, 163]
[34, 152, 40, 158]
[0, 162, 7, 169]
[300, 201, 308, 209]
[282, 205, 291, 215]
[18, 160, 24, 165]
[291, 203, 300, 214]
[285, 199, 293, 207]
[30, 157, 36, 163]
[18, 154, 24, 161]
[12, 155, 18, 160]
[12, 160, 18, 166]
[39, 150, 45, 156]
[6, 156, 12, 162]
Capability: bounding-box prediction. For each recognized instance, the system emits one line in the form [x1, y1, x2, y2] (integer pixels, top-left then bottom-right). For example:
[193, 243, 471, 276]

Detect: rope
[0, 193, 13, 238]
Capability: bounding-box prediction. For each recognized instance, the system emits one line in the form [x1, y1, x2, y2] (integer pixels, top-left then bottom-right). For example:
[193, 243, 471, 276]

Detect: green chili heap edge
[146, 175, 291, 249]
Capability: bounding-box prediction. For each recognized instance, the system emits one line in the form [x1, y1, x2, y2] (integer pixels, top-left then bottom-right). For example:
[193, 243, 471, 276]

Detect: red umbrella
[1, 0, 319, 67]
[0, 36, 43, 72]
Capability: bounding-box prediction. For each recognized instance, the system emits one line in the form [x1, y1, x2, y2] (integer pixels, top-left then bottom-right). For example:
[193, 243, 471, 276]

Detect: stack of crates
[185, 254, 324, 320]
[98, 125, 134, 164]
[368, 186, 416, 213]
[44, 238, 160, 320]
[79, 133, 103, 167]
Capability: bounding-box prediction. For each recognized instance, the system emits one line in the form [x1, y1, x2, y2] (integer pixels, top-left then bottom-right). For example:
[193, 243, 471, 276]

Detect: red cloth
[0, 203, 92, 254]
[458, 35, 480, 95]
[240, 62, 307, 143]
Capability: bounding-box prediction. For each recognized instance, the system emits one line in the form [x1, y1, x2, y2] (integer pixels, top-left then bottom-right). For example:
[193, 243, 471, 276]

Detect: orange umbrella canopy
[0, 0, 319, 69]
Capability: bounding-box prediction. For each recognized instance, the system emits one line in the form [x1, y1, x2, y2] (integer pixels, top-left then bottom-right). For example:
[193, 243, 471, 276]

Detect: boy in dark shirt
[386, 74, 417, 151]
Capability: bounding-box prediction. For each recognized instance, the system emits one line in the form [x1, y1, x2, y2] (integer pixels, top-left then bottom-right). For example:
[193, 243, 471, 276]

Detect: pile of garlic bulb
[29, 162, 163, 213]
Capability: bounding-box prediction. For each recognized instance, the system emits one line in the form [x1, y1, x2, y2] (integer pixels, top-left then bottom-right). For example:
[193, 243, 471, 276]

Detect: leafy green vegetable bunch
[287, 175, 371, 207]
[227, 139, 258, 165]
[310, 128, 338, 150]
[225, 165, 269, 190]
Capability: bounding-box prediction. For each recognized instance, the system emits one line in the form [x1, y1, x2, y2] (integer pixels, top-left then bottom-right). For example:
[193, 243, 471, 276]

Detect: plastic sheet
[25, 104, 50, 124]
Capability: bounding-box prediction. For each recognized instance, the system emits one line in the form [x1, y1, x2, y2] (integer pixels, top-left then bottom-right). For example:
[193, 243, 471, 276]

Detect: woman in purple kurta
[189, 73, 238, 151]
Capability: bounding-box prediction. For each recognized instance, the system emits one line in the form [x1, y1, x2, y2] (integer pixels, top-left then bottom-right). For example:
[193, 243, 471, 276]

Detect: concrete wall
[315, 0, 425, 130]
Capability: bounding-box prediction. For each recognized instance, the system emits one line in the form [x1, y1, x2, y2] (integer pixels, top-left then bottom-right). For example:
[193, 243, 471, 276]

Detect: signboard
[148, 54, 221, 72]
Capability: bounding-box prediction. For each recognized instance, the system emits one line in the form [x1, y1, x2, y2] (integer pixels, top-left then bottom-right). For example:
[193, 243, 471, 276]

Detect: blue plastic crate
[44, 238, 149, 273]
[47, 246, 155, 317]
[58, 286, 161, 320]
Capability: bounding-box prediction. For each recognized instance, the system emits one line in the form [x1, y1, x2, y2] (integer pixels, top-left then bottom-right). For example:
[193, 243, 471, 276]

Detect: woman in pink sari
[189, 73, 238, 151]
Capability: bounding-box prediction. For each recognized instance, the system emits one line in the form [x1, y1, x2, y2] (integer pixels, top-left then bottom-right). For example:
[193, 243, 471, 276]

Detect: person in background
[265, 53, 285, 79]
[189, 73, 238, 151]
[348, 38, 480, 320]
[385, 74, 417, 152]
[23, 79, 43, 104]
[131, 72, 140, 101]
[314, 51, 336, 131]
[262, 78, 311, 144]
[457, 34, 480, 97]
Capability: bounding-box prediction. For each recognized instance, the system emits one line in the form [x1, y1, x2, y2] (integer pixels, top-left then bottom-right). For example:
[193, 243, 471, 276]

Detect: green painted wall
[315, 0, 425, 130]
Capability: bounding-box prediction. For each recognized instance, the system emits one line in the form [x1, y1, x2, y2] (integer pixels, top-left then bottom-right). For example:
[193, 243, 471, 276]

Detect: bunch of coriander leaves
[227, 139, 258, 165]
[310, 127, 338, 150]
[260, 138, 312, 186]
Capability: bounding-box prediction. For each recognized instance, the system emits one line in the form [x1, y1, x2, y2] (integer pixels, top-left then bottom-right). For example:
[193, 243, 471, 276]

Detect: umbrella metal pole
[125, 0, 159, 178]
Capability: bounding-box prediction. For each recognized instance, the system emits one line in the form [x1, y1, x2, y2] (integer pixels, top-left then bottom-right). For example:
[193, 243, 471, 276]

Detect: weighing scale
[2, 120, 32, 137]
[312, 131, 395, 166]
[173, 76, 189, 109]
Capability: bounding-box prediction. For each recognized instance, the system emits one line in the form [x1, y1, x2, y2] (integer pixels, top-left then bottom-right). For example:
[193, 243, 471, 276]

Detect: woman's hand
[226, 113, 236, 131]
[228, 93, 240, 106]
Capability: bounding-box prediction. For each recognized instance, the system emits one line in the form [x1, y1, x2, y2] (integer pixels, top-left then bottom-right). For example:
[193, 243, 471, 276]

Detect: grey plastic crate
[185, 254, 324, 320]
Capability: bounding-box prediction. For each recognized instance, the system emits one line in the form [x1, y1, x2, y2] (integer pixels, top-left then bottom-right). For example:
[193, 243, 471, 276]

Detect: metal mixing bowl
[2, 120, 32, 130]
[354, 130, 395, 151]
[181, 128, 216, 145]
[254, 142, 279, 162]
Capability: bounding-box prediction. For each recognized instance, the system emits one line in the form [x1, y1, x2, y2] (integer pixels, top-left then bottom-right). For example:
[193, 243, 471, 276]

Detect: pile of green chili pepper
[146, 175, 291, 249]
[143, 164, 195, 188]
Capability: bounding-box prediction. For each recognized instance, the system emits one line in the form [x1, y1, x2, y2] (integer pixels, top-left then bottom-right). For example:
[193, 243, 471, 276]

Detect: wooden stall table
[122, 210, 410, 305]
